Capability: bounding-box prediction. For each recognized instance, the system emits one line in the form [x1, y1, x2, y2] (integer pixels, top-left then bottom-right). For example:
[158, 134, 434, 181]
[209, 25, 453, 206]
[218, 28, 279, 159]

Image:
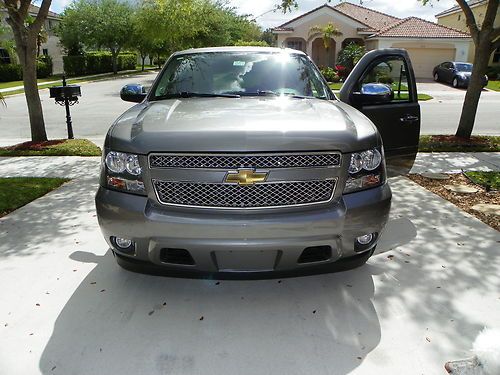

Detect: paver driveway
[0, 158, 499, 374]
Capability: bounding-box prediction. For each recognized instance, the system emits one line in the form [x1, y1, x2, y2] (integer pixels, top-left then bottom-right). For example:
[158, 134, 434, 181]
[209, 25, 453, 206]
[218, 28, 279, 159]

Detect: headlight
[105, 151, 142, 175]
[348, 148, 382, 173]
[344, 148, 384, 194]
[103, 150, 145, 194]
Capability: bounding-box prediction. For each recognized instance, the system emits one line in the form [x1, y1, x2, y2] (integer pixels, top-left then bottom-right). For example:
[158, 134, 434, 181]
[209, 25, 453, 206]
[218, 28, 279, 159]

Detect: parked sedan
[433, 61, 488, 88]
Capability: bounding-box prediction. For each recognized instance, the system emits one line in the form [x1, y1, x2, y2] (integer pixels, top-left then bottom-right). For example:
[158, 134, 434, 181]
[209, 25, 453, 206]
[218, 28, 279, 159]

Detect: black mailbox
[49, 85, 81, 102]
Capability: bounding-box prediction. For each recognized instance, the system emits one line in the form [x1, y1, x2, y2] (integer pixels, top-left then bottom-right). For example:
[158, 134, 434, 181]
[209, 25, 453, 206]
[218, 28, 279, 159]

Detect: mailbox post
[49, 75, 81, 139]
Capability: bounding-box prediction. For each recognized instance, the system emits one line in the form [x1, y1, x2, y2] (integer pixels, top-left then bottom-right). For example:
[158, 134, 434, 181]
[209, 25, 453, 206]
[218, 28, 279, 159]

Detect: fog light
[115, 237, 132, 249]
[356, 233, 373, 245]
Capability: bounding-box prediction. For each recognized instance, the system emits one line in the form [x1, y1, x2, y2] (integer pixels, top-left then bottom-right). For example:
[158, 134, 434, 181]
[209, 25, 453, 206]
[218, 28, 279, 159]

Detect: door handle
[400, 114, 419, 123]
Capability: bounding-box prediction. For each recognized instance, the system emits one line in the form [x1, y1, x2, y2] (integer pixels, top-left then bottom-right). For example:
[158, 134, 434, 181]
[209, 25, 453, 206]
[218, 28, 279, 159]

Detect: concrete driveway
[1, 159, 499, 374]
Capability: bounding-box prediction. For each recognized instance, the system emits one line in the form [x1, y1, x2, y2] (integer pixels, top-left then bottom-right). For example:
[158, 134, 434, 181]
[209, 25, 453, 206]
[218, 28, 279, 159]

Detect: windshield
[455, 63, 472, 72]
[151, 51, 331, 100]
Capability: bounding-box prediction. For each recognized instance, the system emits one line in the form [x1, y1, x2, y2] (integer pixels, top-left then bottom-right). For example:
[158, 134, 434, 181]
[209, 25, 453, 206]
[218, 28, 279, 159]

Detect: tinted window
[455, 63, 472, 72]
[361, 57, 413, 103]
[152, 52, 330, 100]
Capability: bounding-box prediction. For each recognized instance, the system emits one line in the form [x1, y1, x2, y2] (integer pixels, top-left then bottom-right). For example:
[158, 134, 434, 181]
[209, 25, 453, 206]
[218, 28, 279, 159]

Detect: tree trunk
[141, 54, 146, 71]
[455, 38, 491, 138]
[111, 50, 118, 74]
[17, 34, 48, 142]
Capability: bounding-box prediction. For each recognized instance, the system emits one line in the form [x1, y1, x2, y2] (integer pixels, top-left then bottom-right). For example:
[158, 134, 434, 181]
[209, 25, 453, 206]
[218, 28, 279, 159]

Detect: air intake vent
[298, 246, 332, 264]
[160, 248, 195, 265]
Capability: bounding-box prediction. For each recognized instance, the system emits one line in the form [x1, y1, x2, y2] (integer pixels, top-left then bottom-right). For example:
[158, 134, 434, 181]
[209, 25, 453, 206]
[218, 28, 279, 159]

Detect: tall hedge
[63, 52, 137, 76]
[0, 57, 53, 82]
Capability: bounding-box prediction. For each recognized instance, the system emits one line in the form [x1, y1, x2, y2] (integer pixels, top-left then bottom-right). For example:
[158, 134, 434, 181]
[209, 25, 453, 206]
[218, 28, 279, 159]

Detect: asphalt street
[0, 72, 498, 146]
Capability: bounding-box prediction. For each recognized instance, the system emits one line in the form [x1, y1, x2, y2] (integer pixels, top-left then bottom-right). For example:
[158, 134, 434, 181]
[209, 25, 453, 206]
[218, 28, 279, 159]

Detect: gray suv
[95, 47, 420, 278]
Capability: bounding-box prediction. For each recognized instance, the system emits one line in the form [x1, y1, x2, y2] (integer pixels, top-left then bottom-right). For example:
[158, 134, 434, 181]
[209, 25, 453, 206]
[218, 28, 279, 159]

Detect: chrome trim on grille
[149, 152, 341, 170]
[152, 178, 337, 209]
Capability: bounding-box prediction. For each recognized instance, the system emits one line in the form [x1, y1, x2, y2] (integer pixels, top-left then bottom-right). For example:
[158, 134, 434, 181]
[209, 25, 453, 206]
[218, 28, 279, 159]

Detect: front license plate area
[215, 250, 279, 272]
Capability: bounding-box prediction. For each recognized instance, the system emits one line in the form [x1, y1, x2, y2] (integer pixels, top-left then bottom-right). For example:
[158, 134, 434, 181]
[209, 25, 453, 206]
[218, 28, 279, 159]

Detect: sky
[49, 0, 458, 28]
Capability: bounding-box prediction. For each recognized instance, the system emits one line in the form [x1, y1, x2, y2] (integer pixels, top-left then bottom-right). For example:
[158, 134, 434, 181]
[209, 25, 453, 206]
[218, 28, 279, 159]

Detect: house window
[43, 49, 49, 56]
[458, 14, 461, 21]
[0, 48, 11, 64]
[493, 47, 500, 63]
[287, 40, 304, 52]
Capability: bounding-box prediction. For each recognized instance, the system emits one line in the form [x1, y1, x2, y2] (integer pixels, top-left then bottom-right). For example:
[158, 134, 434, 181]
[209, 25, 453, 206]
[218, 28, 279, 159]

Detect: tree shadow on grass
[39, 250, 382, 375]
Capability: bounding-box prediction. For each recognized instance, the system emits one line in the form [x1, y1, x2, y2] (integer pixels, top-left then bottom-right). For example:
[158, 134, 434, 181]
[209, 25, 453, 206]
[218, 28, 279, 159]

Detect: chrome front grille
[153, 179, 336, 209]
[149, 152, 341, 169]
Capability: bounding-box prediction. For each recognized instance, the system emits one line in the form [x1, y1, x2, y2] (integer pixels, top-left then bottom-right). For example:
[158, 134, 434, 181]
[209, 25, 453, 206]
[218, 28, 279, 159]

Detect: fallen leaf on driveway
[100, 289, 105, 292]
[426, 337, 431, 342]
[199, 316, 204, 321]
[148, 310, 154, 316]
[387, 255, 394, 260]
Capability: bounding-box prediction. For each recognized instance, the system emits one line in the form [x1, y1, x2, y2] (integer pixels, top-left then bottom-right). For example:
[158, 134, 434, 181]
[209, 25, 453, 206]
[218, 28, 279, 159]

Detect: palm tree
[309, 23, 343, 51]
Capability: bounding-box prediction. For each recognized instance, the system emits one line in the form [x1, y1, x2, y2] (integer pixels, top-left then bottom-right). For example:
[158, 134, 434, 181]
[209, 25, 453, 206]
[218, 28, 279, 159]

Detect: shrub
[337, 43, 365, 73]
[377, 75, 394, 84]
[63, 52, 137, 76]
[486, 65, 500, 80]
[335, 65, 348, 81]
[36, 55, 53, 78]
[117, 53, 136, 70]
[0, 64, 22, 82]
[86, 52, 113, 74]
[234, 40, 269, 47]
[319, 66, 337, 82]
[63, 55, 86, 76]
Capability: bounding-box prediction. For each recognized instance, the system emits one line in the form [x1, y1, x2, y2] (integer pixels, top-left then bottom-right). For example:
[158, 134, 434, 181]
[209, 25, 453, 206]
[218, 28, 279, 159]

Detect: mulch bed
[3, 139, 66, 151]
[408, 173, 499, 231]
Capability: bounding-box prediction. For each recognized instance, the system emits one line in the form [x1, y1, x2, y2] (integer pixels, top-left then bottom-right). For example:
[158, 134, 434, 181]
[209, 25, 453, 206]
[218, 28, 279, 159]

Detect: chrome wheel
[452, 78, 459, 88]
[434, 73, 439, 82]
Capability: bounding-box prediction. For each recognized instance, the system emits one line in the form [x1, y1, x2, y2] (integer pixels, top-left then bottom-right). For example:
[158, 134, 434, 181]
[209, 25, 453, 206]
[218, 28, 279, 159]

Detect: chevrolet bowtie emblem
[225, 169, 268, 185]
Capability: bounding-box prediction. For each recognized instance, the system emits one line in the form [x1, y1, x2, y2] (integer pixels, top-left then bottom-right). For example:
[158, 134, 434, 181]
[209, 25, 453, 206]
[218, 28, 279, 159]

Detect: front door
[339, 49, 420, 175]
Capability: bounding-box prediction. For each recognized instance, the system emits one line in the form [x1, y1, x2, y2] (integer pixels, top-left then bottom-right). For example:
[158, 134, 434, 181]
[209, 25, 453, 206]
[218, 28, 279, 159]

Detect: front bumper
[95, 183, 391, 277]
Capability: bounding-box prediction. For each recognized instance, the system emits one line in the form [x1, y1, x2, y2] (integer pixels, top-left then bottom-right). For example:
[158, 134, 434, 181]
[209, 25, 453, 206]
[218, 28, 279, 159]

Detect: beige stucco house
[272, 2, 472, 78]
[0, 5, 64, 74]
[436, 0, 500, 66]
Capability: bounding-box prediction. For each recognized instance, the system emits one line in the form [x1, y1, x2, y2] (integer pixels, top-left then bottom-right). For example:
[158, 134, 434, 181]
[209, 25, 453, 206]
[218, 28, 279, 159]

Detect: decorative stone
[444, 184, 479, 194]
[471, 204, 500, 216]
[421, 172, 450, 180]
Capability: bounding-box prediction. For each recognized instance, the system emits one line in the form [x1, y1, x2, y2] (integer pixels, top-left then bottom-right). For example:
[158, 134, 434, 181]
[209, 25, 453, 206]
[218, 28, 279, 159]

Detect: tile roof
[28, 4, 61, 19]
[333, 2, 401, 31]
[273, 3, 371, 31]
[370, 17, 471, 39]
[435, 0, 486, 17]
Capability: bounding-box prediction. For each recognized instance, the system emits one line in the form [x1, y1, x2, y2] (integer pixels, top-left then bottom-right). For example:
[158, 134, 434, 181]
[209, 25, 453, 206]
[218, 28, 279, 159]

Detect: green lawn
[464, 171, 499, 190]
[328, 83, 433, 101]
[0, 177, 69, 217]
[419, 135, 500, 152]
[0, 76, 61, 90]
[486, 80, 500, 91]
[0, 139, 102, 156]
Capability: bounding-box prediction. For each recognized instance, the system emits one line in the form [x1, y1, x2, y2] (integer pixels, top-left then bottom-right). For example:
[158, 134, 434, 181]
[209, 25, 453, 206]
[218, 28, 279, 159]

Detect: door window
[360, 57, 413, 103]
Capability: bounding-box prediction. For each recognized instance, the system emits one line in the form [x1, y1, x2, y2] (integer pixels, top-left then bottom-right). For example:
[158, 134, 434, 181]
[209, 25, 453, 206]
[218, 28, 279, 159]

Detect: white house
[0, 5, 64, 74]
[272, 2, 471, 78]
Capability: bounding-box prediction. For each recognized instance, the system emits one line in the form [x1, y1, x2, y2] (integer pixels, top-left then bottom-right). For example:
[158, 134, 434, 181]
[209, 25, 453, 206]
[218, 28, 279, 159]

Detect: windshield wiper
[239, 90, 279, 97]
[153, 92, 240, 100]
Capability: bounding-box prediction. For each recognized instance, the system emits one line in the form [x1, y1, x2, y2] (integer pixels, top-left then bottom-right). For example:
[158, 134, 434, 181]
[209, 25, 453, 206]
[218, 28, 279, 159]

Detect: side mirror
[120, 84, 147, 103]
[353, 83, 393, 105]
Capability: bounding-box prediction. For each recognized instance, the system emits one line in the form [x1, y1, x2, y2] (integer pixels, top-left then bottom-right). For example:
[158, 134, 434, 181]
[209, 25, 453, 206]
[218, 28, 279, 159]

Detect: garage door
[400, 48, 455, 79]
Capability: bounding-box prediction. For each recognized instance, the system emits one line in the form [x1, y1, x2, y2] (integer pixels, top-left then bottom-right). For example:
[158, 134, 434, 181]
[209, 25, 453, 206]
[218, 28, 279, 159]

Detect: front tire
[452, 77, 459, 88]
[434, 72, 439, 82]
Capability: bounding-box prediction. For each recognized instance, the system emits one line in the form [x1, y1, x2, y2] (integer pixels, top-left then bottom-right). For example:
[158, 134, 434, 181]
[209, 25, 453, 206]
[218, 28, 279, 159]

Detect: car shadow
[39, 249, 383, 375]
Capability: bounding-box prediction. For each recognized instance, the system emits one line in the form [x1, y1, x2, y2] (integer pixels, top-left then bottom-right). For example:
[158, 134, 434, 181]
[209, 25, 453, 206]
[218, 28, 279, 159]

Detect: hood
[108, 97, 379, 154]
